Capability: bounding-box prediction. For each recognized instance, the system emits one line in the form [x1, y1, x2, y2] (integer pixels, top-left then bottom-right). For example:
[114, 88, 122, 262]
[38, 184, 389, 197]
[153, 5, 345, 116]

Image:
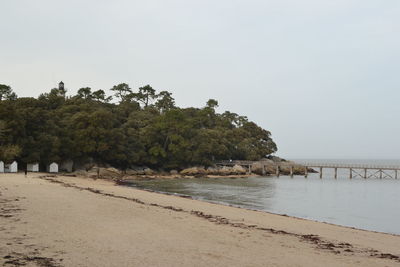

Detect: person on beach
[24, 168, 28, 177]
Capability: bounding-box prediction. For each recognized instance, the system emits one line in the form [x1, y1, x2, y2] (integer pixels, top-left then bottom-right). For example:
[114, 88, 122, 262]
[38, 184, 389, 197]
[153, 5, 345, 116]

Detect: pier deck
[216, 160, 400, 179]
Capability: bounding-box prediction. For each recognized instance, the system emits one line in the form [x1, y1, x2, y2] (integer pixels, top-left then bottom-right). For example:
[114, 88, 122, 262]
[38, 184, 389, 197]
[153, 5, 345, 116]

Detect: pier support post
[304, 167, 308, 178]
[364, 169, 367, 179]
[350, 168, 353, 179]
[276, 166, 280, 177]
[290, 166, 294, 178]
[319, 167, 323, 179]
[334, 168, 337, 179]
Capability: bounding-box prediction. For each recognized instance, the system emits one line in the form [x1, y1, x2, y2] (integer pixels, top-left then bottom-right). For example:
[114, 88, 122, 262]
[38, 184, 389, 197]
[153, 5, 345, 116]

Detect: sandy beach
[1, 173, 399, 266]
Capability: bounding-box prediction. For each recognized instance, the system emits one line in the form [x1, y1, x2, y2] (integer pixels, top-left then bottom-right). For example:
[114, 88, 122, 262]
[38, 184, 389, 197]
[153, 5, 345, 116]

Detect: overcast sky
[1, 0, 399, 159]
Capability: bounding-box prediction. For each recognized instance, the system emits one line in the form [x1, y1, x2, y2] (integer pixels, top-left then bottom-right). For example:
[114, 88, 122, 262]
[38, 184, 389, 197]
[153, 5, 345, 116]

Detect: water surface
[125, 161, 400, 235]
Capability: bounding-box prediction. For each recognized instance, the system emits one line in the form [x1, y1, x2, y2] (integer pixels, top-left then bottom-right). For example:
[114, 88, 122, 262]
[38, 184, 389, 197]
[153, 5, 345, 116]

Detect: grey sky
[1, 0, 399, 159]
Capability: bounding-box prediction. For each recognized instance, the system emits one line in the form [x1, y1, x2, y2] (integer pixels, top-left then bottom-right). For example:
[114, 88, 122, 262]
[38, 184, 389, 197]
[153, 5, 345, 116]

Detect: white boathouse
[27, 163, 39, 172]
[5, 161, 18, 173]
[48, 162, 59, 173]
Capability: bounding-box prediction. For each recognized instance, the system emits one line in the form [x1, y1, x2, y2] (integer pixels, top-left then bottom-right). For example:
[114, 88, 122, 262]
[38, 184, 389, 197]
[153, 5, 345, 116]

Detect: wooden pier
[302, 163, 400, 179]
[216, 161, 400, 179]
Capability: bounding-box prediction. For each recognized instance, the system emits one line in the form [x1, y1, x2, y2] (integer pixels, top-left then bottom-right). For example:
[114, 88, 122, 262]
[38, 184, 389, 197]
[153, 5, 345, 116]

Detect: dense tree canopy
[0, 83, 277, 170]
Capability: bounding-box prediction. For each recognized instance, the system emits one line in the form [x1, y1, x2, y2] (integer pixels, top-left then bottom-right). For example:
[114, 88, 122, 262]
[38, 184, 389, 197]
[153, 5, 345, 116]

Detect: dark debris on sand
[40, 175, 400, 264]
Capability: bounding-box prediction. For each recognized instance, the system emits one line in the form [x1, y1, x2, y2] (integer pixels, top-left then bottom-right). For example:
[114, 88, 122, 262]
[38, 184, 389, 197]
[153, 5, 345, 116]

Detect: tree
[77, 87, 92, 100]
[206, 99, 218, 109]
[110, 83, 132, 103]
[0, 120, 6, 141]
[0, 81, 278, 170]
[0, 84, 17, 101]
[92, 90, 112, 103]
[0, 145, 21, 162]
[131, 85, 157, 107]
[155, 91, 175, 113]
[0, 120, 21, 161]
[221, 111, 248, 128]
[38, 89, 66, 109]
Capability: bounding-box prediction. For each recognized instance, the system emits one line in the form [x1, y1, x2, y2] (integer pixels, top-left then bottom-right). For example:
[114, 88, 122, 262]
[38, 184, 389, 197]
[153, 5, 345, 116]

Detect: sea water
[124, 159, 400, 235]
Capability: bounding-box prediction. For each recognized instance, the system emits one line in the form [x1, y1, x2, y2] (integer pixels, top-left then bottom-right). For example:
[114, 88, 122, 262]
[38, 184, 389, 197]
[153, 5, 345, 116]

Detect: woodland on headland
[0, 82, 277, 172]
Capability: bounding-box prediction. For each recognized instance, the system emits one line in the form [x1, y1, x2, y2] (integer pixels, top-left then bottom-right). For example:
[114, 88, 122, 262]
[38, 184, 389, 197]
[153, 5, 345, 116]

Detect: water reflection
[126, 175, 400, 235]
[131, 177, 277, 210]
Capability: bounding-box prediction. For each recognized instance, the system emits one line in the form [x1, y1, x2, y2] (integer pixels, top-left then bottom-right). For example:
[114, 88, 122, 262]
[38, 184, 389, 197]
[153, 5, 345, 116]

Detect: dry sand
[0, 173, 399, 267]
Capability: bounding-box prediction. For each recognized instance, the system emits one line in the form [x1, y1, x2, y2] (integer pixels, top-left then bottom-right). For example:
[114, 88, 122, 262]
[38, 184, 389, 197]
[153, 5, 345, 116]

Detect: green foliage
[155, 91, 175, 113]
[130, 85, 157, 107]
[0, 84, 17, 101]
[0, 83, 277, 169]
[92, 89, 112, 103]
[110, 83, 132, 103]
[0, 120, 21, 161]
[77, 87, 92, 100]
[206, 99, 218, 109]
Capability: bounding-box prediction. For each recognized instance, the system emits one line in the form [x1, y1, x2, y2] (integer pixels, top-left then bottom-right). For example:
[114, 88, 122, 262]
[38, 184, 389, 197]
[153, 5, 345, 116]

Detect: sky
[1, 0, 399, 159]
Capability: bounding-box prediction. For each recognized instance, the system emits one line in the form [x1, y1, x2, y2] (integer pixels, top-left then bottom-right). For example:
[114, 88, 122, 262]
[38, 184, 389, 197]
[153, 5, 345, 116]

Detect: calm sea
[124, 159, 400, 235]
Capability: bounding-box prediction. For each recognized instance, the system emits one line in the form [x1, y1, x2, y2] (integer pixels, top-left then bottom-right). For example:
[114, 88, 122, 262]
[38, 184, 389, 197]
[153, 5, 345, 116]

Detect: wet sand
[1, 173, 399, 266]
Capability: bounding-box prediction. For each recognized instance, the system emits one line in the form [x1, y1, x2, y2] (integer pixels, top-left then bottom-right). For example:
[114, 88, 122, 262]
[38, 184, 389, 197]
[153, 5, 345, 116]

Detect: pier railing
[300, 162, 400, 170]
[215, 160, 400, 179]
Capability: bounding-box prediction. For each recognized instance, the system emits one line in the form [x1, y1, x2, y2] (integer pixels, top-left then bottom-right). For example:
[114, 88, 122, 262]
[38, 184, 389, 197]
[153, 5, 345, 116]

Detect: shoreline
[74, 162, 316, 180]
[117, 181, 400, 237]
[1, 173, 399, 266]
[117, 175, 400, 237]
